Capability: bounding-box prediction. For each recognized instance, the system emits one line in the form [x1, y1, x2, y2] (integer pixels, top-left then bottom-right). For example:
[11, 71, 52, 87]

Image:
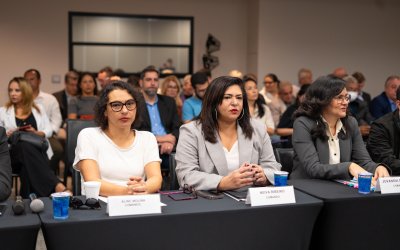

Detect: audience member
[0, 126, 12, 201]
[180, 74, 193, 103]
[0, 77, 68, 197]
[344, 75, 373, 138]
[367, 87, 400, 175]
[182, 72, 209, 123]
[332, 67, 348, 79]
[97, 67, 113, 92]
[74, 81, 162, 196]
[293, 68, 312, 96]
[291, 75, 390, 183]
[279, 81, 295, 106]
[160, 75, 183, 119]
[68, 72, 99, 120]
[24, 69, 63, 175]
[276, 84, 310, 148]
[53, 70, 79, 124]
[370, 75, 400, 120]
[127, 74, 140, 91]
[352, 71, 371, 105]
[176, 76, 281, 190]
[135, 66, 181, 171]
[259, 73, 286, 127]
[243, 75, 275, 135]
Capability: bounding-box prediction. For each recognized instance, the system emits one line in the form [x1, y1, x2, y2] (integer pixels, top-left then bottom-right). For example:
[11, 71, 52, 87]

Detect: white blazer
[0, 105, 53, 158]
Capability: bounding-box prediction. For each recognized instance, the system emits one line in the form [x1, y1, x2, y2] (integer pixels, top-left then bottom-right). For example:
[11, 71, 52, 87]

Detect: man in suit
[135, 66, 181, 171]
[0, 126, 12, 201]
[370, 75, 400, 120]
[53, 70, 79, 126]
[367, 87, 400, 175]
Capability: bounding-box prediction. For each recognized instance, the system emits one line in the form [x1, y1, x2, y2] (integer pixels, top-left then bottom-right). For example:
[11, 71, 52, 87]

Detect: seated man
[182, 71, 209, 123]
[0, 126, 12, 201]
[367, 87, 400, 175]
[135, 66, 181, 172]
[370, 75, 400, 120]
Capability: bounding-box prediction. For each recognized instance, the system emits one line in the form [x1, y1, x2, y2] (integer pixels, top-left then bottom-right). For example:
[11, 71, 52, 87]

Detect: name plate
[375, 177, 400, 194]
[107, 194, 161, 216]
[245, 186, 296, 206]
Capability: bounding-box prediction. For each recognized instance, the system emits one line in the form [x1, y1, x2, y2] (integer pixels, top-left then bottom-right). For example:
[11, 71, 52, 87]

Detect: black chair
[168, 153, 179, 190]
[274, 148, 294, 174]
[65, 119, 97, 195]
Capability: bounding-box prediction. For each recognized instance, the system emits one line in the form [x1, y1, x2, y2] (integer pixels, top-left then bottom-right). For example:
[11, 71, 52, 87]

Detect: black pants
[10, 141, 60, 198]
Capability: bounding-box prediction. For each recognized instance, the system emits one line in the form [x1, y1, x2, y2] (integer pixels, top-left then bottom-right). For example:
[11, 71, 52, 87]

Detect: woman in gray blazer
[175, 76, 281, 191]
[291, 75, 389, 184]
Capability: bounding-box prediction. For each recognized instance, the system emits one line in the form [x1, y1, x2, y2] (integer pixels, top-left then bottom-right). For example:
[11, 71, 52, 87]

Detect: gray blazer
[175, 119, 281, 190]
[291, 116, 379, 180]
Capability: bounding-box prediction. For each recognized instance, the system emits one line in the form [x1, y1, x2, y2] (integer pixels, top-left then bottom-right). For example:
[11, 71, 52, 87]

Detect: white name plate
[375, 177, 400, 194]
[107, 194, 162, 217]
[245, 186, 296, 206]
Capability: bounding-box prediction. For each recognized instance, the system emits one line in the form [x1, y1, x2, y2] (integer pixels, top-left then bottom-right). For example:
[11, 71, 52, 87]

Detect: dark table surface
[0, 199, 41, 250]
[291, 179, 400, 250]
[39, 189, 322, 250]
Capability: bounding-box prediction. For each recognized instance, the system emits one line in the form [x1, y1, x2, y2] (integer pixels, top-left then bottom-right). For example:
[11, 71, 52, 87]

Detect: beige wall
[258, 0, 400, 96]
[1, 0, 399, 106]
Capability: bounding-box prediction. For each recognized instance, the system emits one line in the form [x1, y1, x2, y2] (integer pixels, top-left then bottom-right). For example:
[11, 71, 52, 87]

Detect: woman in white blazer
[0, 77, 68, 197]
[175, 76, 281, 191]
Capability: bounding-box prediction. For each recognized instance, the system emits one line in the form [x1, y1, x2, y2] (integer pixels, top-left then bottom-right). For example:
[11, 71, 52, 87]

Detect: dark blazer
[367, 110, 400, 175]
[291, 116, 379, 180]
[0, 127, 12, 201]
[135, 94, 181, 140]
[53, 90, 68, 124]
[361, 91, 371, 106]
[370, 92, 392, 120]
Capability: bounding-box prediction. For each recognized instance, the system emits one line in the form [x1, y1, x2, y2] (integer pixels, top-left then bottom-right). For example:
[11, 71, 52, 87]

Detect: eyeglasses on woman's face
[108, 99, 137, 112]
[333, 94, 350, 103]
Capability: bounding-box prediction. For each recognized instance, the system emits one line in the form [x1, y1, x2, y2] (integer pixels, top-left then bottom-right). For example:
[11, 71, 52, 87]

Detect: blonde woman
[0, 77, 68, 197]
[161, 75, 183, 119]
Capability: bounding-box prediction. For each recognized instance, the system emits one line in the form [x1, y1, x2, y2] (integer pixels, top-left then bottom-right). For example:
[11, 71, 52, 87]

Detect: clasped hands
[126, 176, 147, 195]
[218, 163, 268, 191]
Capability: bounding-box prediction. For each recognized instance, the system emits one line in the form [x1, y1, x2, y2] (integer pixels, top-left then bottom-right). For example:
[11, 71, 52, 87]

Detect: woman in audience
[0, 77, 68, 197]
[161, 75, 183, 119]
[291, 75, 390, 183]
[68, 72, 99, 120]
[259, 73, 287, 127]
[176, 76, 281, 191]
[276, 84, 310, 147]
[74, 81, 162, 196]
[0, 126, 12, 201]
[243, 75, 275, 135]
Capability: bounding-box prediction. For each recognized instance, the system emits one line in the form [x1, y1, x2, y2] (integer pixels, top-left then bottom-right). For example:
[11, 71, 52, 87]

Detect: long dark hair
[198, 76, 253, 143]
[243, 75, 266, 118]
[295, 75, 350, 141]
[77, 72, 98, 96]
[94, 81, 142, 130]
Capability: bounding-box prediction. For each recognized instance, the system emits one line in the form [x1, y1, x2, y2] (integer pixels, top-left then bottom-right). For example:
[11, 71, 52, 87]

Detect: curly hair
[198, 76, 253, 143]
[94, 81, 142, 130]
[295, 75, 350, 141]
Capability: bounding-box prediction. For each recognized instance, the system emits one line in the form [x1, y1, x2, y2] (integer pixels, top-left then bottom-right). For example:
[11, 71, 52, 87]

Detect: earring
[238, 110, 244, 120]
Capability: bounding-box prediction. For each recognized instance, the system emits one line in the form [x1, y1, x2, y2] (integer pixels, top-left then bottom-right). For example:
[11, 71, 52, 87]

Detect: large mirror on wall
[69, 12, 194, 77]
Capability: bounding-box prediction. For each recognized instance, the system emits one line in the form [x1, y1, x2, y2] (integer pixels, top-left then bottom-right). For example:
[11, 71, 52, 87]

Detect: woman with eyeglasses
[74, 81, 162, 196]
[291, 75, 390, 183]
[175, 76, 281, 191]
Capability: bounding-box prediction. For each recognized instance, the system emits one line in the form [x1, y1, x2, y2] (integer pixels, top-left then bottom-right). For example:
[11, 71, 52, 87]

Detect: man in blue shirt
[136, 66, 181, 172]
[182, 72, 209, 123]
[370, 76, 400, 120]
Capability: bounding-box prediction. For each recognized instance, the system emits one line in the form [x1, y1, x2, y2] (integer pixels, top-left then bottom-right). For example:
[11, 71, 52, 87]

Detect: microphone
[12, 196, 25, 215]
[29, 193, 44, 213]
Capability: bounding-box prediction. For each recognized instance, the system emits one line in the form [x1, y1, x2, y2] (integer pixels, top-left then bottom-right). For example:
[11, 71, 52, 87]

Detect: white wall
[0, 0, 248, 105]
[258, 0, 400, 96]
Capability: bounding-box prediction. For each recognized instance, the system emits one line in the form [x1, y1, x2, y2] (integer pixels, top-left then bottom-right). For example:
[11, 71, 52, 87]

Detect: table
[39, 190, 322, 250]
[0, 199, 41, 250]
[291, 179, 400, 250]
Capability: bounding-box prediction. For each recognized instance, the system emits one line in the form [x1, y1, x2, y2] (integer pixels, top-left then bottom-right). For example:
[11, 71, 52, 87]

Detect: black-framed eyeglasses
[69, 197, 101, 209]
[108, 99, 137, 112]
[166, 184, 197, 201]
